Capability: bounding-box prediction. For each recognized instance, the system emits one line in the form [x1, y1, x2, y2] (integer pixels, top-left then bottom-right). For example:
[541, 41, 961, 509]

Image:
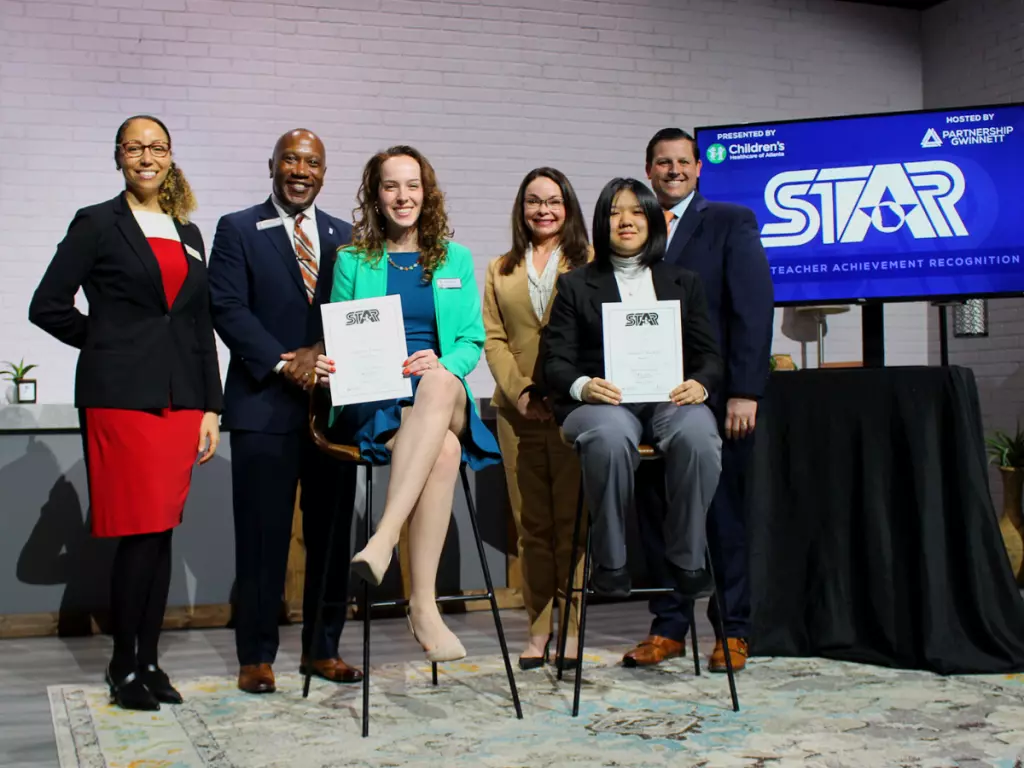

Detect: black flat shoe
[591, 565, 631, 598]
[518, 636, 552, 671]
[672, 567, 715, 600]
[139, 664, 183, 705]
[105, 665, 160, 711]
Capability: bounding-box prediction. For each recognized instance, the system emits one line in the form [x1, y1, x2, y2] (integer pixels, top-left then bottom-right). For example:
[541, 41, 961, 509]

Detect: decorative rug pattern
[48, 649, 1024, 767]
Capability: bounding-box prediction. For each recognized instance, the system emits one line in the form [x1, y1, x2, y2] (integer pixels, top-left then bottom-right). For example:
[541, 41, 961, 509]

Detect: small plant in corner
[987, 422, 1024, 469]
[1, 358, 39, 404]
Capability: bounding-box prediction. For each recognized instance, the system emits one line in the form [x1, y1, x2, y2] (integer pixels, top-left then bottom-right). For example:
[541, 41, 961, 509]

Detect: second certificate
[321, 294, 413, 406]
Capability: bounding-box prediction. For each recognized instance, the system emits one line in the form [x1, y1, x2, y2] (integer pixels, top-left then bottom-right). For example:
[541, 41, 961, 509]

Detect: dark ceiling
[838, 0, 948, 8]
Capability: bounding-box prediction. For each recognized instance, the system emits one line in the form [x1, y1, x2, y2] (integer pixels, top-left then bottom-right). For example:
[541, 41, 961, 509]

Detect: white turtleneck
[569, 254, 657, 402]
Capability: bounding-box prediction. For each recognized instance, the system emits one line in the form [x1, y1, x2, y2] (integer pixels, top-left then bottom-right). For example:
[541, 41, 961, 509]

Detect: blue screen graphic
[695, 105, 1024, 305]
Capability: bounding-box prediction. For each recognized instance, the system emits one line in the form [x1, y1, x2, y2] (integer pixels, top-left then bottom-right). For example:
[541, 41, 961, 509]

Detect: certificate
[321, 295, 412, 406]
[602, 300, 683, 403]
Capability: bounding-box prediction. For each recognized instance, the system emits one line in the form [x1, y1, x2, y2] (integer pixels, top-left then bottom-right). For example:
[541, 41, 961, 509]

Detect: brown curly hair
[350, 145, 452, 282]
[114, 114, 197, 224]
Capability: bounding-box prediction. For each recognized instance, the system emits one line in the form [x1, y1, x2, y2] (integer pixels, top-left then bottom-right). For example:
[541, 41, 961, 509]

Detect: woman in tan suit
[483, 167, 590, 668]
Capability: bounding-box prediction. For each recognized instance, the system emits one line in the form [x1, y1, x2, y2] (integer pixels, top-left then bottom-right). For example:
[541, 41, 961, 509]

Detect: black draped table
[748, 365, 1024, 674]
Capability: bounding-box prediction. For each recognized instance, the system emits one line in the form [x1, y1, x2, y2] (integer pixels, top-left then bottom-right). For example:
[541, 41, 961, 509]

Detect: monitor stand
[862, 303, 885, 368]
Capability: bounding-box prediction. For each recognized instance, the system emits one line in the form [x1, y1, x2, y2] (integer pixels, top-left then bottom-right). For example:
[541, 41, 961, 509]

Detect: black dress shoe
[140, 665, 183, 704]
[105, 666, 160, 711]
[672, 567, 715, 599]
[591, 565, 631, 598]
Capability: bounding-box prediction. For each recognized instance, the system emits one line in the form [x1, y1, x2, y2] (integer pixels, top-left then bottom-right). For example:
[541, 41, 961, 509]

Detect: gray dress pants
[561, 402, 722, 572]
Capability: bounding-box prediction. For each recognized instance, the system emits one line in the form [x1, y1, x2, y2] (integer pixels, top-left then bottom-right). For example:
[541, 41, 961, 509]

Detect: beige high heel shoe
[351, 545, 392, 587]
[406, 615, 467, 663]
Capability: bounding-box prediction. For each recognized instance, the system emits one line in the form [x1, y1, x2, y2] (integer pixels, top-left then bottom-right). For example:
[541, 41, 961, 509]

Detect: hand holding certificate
[602, 300, 684, 403]
[320, 295, 412, 406]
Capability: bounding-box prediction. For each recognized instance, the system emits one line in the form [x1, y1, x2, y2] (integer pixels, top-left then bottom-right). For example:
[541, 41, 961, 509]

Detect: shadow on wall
[10, 437, 116, 635]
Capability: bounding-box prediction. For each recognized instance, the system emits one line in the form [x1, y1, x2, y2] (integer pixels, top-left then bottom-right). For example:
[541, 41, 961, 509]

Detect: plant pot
[999, 467, 1024, 585]
[14, 378, 36, 404]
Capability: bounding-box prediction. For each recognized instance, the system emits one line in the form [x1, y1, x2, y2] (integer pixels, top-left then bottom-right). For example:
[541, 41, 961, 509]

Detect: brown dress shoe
[709, 637, 748, 673]
[238, 663, 275, 694]
[622, 635, 686, 668]
[299, 656, 364, 684]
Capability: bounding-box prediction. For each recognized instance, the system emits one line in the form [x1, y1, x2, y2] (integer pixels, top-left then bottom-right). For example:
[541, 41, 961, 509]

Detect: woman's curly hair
[350, 145, 452, 282]
[114, 114, 197, 224]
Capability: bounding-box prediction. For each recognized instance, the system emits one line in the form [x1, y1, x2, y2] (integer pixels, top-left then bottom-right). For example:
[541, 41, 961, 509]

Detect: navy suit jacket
[665, 192, 775, 411]
[208, 198, 353, 434]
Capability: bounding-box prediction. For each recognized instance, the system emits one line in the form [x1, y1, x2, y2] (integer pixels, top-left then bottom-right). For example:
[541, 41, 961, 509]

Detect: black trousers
[230, 429, 357, 666]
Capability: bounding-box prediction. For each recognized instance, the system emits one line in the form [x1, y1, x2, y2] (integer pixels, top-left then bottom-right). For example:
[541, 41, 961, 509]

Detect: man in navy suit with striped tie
[208, 129, 361, 694]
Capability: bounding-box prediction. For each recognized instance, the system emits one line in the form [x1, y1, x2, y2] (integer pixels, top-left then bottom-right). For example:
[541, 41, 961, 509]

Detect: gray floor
[0, 600, 714, 768]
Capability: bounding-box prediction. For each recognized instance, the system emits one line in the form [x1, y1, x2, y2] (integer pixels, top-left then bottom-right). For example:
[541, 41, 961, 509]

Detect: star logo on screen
[859, 189, 919, 233]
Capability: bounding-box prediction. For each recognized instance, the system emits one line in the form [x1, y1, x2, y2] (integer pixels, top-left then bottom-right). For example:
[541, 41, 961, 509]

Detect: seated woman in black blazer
[29, 115, 222, 711]
[542, 178, 723, 599]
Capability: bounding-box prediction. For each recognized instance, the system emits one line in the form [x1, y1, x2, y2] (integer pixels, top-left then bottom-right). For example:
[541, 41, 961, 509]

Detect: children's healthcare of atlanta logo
[705, 143, 727, 164]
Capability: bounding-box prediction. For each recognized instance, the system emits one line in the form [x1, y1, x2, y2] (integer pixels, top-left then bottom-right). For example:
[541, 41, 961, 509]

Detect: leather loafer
[139, 664, 183, 704]
[591, 565, 631, 598]
[299, 656, 363, 684]
[671, 567, 714, 599]
[238, 663, 275, 694]
[622, 635, 687, 668]
[709, 637, 748, 673]
[106, 665, 160, 711]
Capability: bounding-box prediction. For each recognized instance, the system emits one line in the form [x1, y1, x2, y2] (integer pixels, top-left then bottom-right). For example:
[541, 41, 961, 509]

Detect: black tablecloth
[748, 365, 1024, 674]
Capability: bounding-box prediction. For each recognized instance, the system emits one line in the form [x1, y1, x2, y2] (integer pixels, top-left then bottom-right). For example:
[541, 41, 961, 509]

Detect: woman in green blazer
[315, 145, 499, 663]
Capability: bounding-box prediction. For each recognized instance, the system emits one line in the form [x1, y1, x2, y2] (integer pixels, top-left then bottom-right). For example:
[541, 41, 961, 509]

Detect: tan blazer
[483, 251, 581, 411]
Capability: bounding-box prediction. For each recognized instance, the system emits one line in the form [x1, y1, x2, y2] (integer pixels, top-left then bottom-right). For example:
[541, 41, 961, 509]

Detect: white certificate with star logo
[321, 295, 412, 406]
[602, 300, 683, 403]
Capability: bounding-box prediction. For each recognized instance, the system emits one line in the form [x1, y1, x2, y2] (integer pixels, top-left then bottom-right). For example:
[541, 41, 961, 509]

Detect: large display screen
[694, 104, 1024, 305]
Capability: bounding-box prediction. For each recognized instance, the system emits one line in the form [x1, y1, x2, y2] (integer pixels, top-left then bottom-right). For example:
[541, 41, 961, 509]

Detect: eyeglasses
[119, 141, 170, 158]
[524, 196, 564, 210]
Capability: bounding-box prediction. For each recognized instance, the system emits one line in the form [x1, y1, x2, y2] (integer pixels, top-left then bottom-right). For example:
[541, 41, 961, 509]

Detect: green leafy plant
[987, 422, 1024, 468]
[0, 358, 37, 381]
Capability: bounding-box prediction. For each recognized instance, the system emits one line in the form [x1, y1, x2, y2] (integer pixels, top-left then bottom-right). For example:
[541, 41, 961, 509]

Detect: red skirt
[85, 407, 203, 538]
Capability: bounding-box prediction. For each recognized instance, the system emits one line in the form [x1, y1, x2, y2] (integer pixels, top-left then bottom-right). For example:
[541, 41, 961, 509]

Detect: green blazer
[329, 240, 485, 419]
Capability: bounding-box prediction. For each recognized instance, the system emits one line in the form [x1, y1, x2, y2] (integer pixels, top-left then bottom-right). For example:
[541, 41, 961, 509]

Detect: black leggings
[109, 530, 173, 679]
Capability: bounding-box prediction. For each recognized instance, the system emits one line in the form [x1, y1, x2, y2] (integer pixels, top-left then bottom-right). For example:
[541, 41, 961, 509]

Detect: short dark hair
[592, 178, 666, 269]
[645, 127, 699, 167]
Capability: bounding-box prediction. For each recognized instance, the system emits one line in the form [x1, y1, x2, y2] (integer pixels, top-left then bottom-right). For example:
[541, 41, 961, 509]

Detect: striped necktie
[293, 212, 318, 303]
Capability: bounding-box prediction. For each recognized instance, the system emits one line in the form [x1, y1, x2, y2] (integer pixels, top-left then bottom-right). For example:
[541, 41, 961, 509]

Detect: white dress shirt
[664, 190, 695, 248]
[272, 196, 320, 373]
[525, 243, 561, 321]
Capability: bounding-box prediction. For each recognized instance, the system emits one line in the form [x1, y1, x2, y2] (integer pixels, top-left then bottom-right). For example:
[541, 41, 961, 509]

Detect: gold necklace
[387, 255, 419, 272]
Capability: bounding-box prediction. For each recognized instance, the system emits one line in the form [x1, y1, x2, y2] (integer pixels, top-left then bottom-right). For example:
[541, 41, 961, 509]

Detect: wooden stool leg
[571, 520, 593, 717]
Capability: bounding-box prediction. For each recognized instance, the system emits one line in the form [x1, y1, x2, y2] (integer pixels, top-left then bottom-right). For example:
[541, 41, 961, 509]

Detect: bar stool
[302, 387, 523, 736]
[555, 442, 740, 716]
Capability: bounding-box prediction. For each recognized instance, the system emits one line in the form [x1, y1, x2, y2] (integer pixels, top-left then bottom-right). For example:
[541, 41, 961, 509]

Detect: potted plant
[0, 359, 38, 404]
[987, 423, 1024, 584]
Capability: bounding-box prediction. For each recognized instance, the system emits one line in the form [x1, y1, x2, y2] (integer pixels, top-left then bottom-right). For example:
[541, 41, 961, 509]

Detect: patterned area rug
[49, 649, 1024, 767]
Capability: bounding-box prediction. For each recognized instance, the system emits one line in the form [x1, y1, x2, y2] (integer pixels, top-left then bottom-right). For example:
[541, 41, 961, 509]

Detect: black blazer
[665, 192, 774, 409]
[541, 259, 723, 424]
[28, 193, 223, 413]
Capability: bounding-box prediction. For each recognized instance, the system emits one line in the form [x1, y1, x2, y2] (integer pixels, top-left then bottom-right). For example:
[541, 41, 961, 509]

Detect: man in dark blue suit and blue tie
[208, 129, 360, 694]
[624, 128, 774, 673]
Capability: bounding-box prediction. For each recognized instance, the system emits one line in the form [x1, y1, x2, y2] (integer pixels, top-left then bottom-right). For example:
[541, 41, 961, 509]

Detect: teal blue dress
[335, 251, 501, 470]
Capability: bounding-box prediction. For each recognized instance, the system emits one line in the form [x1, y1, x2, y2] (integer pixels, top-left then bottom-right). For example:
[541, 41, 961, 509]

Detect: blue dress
[336, 251, 501, 471]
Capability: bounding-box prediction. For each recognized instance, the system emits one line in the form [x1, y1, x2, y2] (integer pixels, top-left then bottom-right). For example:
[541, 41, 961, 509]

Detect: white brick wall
[0, 0, 927, 403]
[922, 0, 1024, 507]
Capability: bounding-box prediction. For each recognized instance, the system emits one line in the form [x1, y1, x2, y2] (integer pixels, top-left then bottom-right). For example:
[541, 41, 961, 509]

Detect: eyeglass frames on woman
[119, 142, 170, 159]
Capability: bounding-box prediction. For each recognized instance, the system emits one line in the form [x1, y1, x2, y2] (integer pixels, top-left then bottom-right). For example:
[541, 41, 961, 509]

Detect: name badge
[184, 244, 202, 261]
[437, 278, 461, 289]
[257, 218, 283, 230]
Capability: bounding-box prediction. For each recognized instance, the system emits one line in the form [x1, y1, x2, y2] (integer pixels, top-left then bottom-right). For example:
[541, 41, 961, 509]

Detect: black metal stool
[555, 443, 740, 716]
[302, 389, 523, 736]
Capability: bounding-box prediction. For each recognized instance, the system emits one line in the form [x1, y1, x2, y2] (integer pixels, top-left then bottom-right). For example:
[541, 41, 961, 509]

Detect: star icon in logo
[859, 189, 919, 233]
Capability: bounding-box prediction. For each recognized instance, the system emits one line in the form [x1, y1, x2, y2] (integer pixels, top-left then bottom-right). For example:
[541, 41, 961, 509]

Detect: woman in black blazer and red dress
[29, 115, 222, 711]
